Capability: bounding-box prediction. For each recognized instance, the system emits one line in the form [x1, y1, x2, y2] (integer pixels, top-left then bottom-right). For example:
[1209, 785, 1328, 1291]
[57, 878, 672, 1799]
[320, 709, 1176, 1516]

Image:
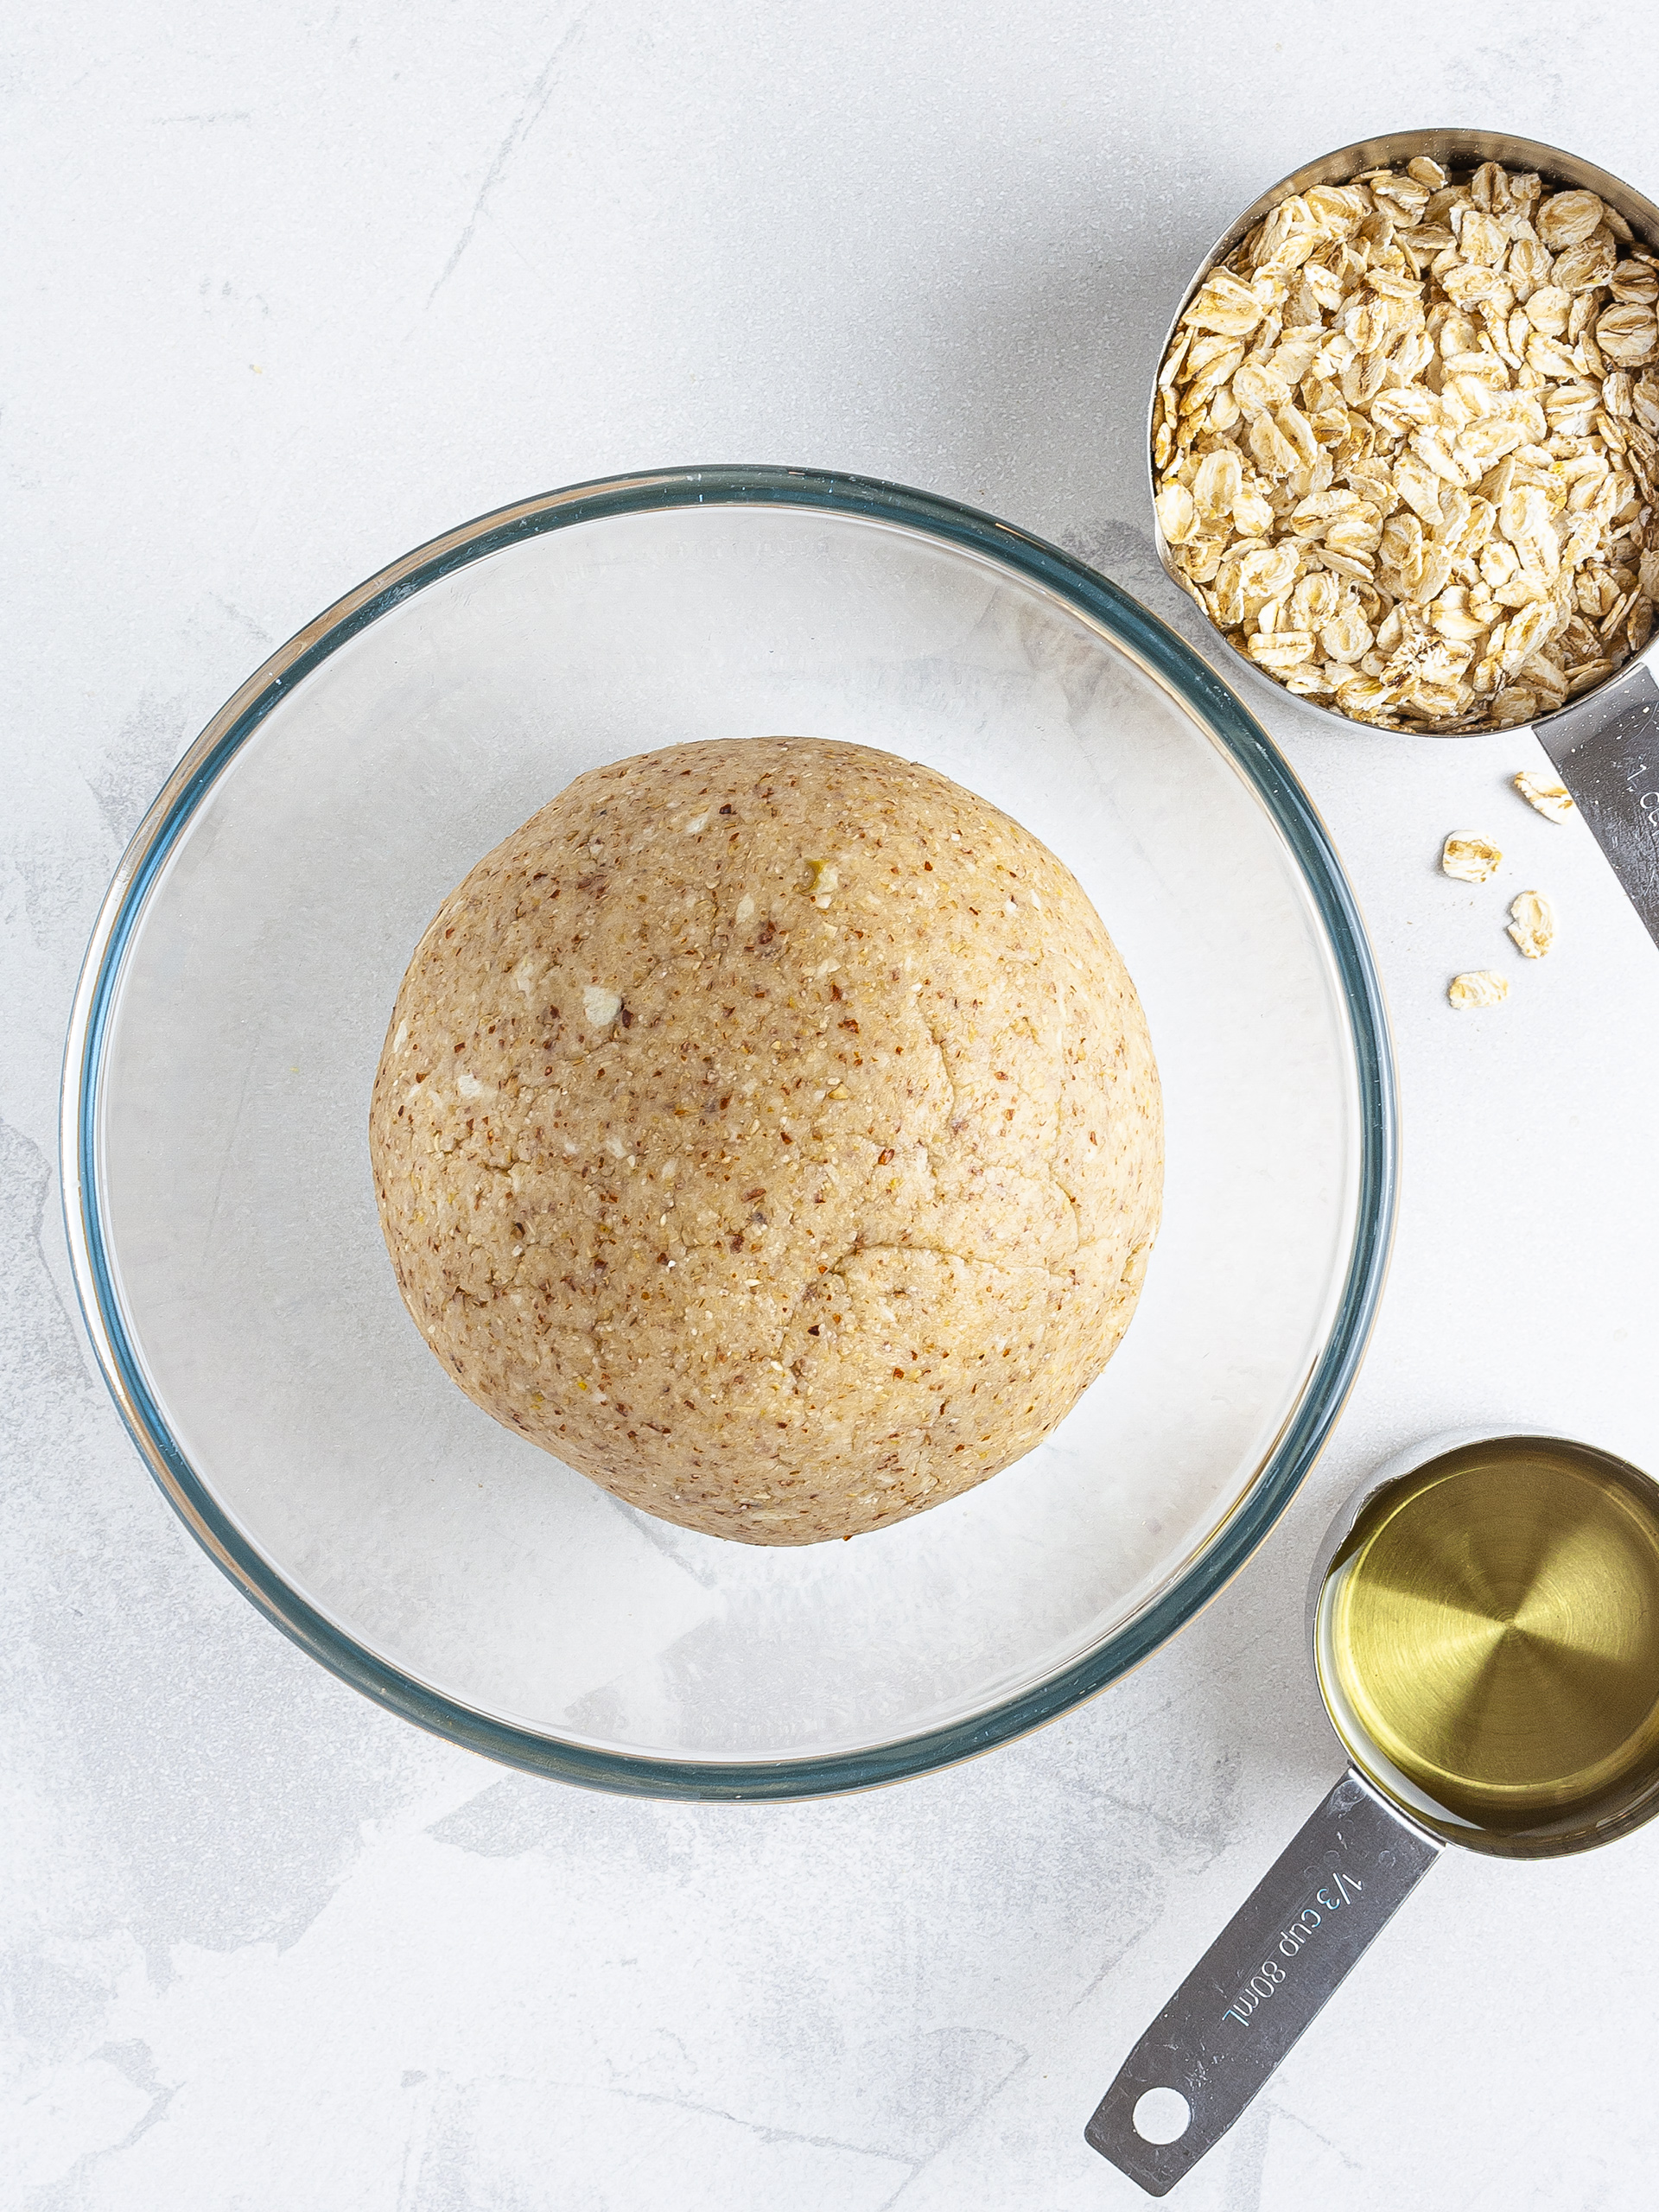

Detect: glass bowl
[62, 467, 1395, 1799]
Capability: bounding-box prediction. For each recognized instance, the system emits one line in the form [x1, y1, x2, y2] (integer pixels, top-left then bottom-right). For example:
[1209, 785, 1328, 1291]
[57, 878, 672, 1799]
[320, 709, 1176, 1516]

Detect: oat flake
[1442, 832, 1503, 881]
[1513, 769, 1577, 822]
[1448, 969, 1511, 1007]
[1508, 888, 1558, 957]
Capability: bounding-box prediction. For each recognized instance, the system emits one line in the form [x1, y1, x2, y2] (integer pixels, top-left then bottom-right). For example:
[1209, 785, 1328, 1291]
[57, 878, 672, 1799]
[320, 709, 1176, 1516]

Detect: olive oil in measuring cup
[1316, 1435, 1659, 1846]
[1088, 1432, 1659, 2195]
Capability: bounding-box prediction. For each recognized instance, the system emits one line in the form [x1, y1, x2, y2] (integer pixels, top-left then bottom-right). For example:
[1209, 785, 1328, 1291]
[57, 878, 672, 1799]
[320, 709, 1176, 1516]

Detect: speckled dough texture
[369, 737, 1162, 1543]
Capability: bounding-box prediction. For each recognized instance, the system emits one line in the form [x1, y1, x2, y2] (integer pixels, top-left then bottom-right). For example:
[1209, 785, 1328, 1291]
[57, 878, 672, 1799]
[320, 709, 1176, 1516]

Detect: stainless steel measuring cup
[1084, 1428, 1659, 2195]
[1147, 129, 1659, 946]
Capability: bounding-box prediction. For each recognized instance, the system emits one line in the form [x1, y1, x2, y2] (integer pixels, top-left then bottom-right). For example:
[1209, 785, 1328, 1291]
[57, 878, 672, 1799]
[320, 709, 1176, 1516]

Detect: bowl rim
[59, 462, 1398, 1801]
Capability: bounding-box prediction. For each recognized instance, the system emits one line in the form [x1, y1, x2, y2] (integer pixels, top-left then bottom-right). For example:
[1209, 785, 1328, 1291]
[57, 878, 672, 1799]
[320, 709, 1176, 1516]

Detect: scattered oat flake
[1449, 969, 1511, 1008]
[1508, 889, 1557, 957]
[1512, 770, 1577, 823]
[1441, 832, 1503, 882]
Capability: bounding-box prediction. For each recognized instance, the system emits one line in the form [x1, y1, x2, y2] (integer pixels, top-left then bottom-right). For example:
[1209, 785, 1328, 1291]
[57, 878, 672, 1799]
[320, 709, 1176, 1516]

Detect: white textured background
[8, 5, 1659, 2207]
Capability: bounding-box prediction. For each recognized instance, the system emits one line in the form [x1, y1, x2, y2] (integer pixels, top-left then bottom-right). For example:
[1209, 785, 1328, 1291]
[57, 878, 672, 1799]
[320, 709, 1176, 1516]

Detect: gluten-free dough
[370, 737, 1162, 1545]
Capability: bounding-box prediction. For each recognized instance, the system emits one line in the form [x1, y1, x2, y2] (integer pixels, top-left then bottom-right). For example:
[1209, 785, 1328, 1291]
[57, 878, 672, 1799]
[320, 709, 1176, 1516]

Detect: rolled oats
[1441, 831, 1503, 881]
[1448, 969, 1511, 1008]
[1507, 887, 1557, 957]
[1155, 161, 1658, 732]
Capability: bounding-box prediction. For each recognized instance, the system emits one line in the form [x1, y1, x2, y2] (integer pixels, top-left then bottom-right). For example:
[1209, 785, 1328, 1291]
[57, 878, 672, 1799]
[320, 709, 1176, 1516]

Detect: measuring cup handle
[1537, 659, 1659, 949]
[1084, 1768, 1441, 2196]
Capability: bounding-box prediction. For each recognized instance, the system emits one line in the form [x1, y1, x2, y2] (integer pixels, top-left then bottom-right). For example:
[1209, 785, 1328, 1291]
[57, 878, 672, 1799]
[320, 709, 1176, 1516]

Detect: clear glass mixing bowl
[62, 467, 1395, 1798]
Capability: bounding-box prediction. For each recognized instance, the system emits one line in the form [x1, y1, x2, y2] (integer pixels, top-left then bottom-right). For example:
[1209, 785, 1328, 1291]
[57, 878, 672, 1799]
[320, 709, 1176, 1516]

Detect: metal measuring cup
[1084, 1429, 1659, 2194]
[1147, 130, 1659, 947]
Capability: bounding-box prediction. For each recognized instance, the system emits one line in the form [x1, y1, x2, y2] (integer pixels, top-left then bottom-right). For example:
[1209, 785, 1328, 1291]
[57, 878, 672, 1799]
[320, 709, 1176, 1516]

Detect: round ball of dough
[370, 737, 1161, 1545]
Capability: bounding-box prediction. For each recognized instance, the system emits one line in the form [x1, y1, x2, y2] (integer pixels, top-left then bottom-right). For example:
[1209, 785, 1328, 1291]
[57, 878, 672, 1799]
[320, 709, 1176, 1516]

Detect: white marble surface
[8, 5, 1659, 2205]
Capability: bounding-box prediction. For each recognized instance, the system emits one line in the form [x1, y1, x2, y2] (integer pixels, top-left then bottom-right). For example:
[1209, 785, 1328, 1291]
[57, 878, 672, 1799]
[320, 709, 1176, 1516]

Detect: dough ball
[370, 737, 1161, 1545]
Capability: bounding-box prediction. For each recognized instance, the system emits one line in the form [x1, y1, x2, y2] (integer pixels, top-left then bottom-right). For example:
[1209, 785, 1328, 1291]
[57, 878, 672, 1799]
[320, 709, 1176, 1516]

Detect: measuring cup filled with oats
[1149, 130, 1659, 946]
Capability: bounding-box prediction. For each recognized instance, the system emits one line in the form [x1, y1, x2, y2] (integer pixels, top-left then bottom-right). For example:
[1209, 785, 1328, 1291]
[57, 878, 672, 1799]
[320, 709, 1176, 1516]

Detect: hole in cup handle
[1538, 657, 1659, 951]
[1083, 1770, 1440, 2196]
[1131, 2087, 1191, 2145]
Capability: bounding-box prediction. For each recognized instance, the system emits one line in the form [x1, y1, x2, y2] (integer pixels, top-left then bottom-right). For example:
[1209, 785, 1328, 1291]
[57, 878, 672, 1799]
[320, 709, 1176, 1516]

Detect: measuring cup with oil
[1085, 1429, 1659, 2195]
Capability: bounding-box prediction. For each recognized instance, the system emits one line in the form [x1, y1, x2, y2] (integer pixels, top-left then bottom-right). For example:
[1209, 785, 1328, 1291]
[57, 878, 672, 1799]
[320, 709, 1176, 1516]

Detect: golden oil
[1315, 1438, 1659, 1851]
